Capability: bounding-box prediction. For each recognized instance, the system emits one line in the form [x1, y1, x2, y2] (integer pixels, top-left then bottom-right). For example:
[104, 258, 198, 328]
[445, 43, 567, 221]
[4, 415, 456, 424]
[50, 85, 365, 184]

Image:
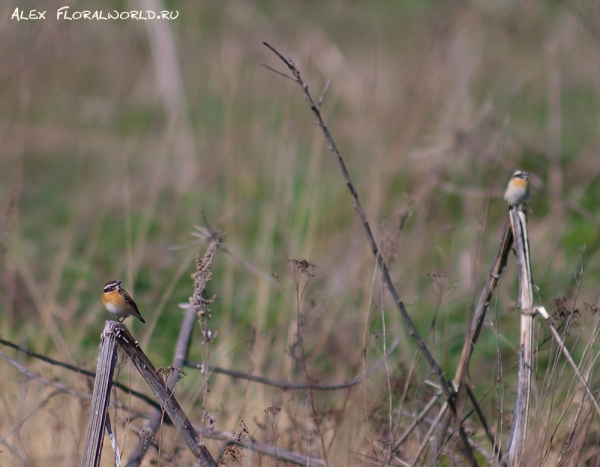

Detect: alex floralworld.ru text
[11, 7, 179, 21]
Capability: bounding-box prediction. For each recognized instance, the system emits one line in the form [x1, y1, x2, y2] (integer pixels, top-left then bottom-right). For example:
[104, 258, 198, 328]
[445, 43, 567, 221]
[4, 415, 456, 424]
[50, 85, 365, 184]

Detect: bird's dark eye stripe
[103, 281, 120, 292]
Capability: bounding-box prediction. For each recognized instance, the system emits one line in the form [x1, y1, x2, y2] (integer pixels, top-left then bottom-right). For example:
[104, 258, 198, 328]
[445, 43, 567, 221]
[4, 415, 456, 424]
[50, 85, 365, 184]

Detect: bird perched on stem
[101, 280, 145, 323]
[504, 170, 532, 207]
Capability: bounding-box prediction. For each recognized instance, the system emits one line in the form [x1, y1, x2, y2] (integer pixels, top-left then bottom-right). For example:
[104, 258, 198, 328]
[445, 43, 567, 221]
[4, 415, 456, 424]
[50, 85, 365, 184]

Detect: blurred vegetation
[1, 0, 600, 465]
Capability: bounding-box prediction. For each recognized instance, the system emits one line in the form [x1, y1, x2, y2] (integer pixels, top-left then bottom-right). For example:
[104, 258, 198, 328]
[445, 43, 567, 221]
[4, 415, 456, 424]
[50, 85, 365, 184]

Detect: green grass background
[1, 0, 600, 465]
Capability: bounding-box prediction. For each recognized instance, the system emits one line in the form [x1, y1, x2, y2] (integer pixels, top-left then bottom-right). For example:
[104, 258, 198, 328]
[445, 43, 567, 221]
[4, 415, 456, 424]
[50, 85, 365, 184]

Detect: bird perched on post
[101, 280, 145, 323]
[504, 170, 532, 207]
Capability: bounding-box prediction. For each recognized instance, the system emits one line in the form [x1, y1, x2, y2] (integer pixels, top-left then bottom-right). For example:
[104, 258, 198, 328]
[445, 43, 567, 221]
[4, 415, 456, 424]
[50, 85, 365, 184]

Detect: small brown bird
[504, 170, 532, 207]
[101, 280, 145, 323]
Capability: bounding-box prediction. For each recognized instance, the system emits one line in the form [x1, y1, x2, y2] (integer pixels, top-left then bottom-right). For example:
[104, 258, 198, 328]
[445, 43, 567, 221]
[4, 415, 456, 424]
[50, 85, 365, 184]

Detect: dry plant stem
[0, 331, 399, 409]
[214, 441, 230, 465]
[393, 407, 495, 463]
[389, 355, 419, 450]
[453, 217, 513, 394]
[393, 392, 442, 450]
[82, 320, 120, 467]
[465, 386, 503, 464]
[539, 315, 600, 418]
[18, 257, 71, 362]
[125, 305, 197, 467]
[261, 41, 478, 467]
[506, 207, 534, 466]
[0, 337, 93, 374]
[189, 239, 219, 437]
[186, 339, 398, 390]
[116, 323, 218, 467]
[0, 348, 91, 400]
[296, 304, 330, 467]
[563, 0, 600, 43]
[410, 401, 448, 467]
[378, 239, 395, 465]
[1, 330, 396, 467]
[429, 215, 512, 464]
[0, 338, 160, 409]
[570, 404, 595, 466]
[1, 440, 28, 465]
[192, 427, 329, 467]
[105, 415, 123, 467]
[0, 390, 62, 444]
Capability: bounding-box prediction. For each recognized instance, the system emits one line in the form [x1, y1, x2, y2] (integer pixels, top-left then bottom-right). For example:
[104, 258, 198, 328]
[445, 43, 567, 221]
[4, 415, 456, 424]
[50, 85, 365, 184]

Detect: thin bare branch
[261, 41, 477, 466]
[186, 339, 398, 390]
[262, 41, 294, 66]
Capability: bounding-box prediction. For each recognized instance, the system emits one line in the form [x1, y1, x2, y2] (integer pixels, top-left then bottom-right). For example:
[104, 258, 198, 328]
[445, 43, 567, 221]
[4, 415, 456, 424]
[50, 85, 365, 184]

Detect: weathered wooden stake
[82, 320, 217, 467]
[82, 320, 120, 467]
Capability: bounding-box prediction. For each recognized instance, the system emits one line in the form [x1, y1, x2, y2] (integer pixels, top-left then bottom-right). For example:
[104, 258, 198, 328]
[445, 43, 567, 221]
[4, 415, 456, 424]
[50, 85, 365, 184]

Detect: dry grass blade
[105, 415, 123, 467]
[535, 306, 600, 419]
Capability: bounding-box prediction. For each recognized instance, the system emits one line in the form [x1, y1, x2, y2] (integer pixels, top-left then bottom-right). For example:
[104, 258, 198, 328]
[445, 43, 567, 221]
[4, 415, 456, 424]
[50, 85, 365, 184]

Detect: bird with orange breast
[101, 280, 145, 323]
[504, 170, 532, 207]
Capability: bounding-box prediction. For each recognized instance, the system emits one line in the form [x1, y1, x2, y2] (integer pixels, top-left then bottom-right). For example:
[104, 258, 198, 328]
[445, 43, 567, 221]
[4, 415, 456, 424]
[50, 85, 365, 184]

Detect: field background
[2, 0, 600, 465]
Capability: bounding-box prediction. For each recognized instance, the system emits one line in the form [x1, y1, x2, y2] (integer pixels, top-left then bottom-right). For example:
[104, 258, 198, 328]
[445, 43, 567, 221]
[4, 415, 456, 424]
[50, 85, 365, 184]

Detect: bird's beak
[117, 281, 122, 286]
